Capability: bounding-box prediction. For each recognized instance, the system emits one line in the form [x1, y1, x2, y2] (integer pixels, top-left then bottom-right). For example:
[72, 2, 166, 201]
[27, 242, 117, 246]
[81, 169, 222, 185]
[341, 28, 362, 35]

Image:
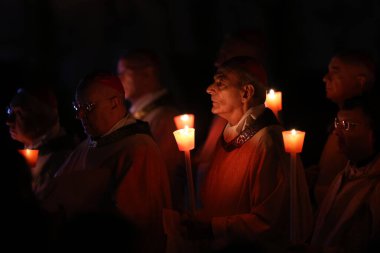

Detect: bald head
[75, 72, 127, 138]
[323, 50, 377, 106]
[76, 72, 125, 98]
[334, 50, 376, 91]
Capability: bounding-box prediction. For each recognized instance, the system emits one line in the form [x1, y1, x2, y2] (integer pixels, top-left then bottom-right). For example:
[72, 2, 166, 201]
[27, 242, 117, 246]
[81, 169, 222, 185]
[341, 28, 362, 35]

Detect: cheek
[330, 77, 343, 90]
[218, 93, 235, 107]
[344, 133, 367, 152]
[17, 118, 31, 134]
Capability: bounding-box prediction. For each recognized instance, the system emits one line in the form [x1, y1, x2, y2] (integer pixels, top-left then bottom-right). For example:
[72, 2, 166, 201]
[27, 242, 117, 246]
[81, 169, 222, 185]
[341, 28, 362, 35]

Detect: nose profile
[75, 109, 86, 120]
[5, 119, 13, 126]
[206, 83, 216, 94]
[322, 72, 330, 83]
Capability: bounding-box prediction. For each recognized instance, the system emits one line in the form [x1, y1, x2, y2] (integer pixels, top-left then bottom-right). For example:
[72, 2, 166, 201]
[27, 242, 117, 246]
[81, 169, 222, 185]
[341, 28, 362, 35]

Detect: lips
[211, 98, 219, 103]
[9, 129, 18, 139]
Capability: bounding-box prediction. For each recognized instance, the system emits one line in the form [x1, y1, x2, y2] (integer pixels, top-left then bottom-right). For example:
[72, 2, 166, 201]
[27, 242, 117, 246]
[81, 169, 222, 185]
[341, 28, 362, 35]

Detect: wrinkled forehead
[329, 57, 365, 73]
[214, 67, 238, 78]
[329, 57, 347, 69]
[214, 68, 241, 82]
[213, 69, 227, 80]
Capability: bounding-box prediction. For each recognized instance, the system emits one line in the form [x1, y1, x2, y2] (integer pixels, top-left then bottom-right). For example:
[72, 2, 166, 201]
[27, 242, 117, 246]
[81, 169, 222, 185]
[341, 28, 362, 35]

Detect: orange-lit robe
[42, 117, 171, 253]
[200, 108, 313, 251]
[131, 89, 185, 211]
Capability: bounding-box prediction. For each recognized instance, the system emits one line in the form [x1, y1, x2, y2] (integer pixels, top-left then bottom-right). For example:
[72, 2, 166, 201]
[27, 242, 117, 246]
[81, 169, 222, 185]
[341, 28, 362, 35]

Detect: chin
[211, 106, 221, 114]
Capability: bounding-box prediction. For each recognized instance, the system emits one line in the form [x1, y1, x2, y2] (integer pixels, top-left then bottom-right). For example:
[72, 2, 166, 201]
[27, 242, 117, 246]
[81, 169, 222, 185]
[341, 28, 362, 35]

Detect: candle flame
[174, 113, 195, 129]
[18, 148, 39, 168]
[267, 89, 276, 99]
[291, 129, 296, 135]
[181, 114, 189, 121]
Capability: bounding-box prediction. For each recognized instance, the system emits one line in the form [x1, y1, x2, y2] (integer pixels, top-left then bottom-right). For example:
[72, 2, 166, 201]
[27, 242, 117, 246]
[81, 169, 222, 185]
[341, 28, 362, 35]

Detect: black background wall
[1, 0, 379, 166]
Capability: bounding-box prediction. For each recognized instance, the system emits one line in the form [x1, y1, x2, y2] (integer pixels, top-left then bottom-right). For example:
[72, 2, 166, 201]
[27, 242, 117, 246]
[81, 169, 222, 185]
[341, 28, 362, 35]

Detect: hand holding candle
[265, 89, 282, 119]
[18, 149, 39, 168]
[174, 114, 194, 129]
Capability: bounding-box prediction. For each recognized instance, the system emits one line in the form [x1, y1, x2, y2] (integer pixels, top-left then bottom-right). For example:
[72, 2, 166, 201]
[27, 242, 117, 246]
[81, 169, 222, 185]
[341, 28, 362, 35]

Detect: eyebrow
[329, 64, 340, 71]
[214, 72, 226, 80]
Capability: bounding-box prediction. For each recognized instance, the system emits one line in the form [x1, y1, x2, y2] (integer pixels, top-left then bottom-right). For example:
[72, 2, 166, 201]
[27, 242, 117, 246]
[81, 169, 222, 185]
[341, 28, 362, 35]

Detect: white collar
[223, 104, 266, 142]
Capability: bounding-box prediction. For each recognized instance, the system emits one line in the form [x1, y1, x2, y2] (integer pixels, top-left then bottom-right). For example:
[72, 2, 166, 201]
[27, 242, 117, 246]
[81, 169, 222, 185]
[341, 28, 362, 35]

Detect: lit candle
[282, 129, 306, 243]
[18, 149, 39, 168]
[173, 127, 195, 151]
[174, 114, 194, 129]
[173, 127, 196, 213]
[265, 89, 282, 118]
[282, 129, 305, 153]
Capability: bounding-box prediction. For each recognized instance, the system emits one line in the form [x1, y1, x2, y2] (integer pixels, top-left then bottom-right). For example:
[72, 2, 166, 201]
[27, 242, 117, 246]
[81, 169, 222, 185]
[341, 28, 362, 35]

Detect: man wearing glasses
[43, 72, 172, 253]
[5, 87, 78, 200]
[310, 95, 380, 252]
[312, 50, 377, 207]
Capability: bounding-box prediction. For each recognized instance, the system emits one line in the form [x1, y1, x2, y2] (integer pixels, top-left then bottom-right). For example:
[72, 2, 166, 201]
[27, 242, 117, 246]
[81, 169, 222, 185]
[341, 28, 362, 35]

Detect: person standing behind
[310, 95, 380, 252]
[312, 50, 376, 207]
[117, 49, 185, 211]
[5, 86, 78, 200]
[43, 72, 171, 253]
[183, 56, 313, 252]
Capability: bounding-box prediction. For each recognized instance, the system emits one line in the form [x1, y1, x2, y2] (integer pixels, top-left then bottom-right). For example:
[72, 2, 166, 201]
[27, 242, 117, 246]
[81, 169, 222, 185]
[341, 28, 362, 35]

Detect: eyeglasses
[334, 117, 359, 131]
[72, 96, 117, 116]
[5, 106, 16, 121]
[72, 102, 95, 114]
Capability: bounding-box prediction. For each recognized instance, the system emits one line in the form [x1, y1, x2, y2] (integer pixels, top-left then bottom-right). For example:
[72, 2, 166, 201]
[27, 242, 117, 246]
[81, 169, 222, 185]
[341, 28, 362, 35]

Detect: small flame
[181, 114, 189, 121]
[291, 129, 297, 135]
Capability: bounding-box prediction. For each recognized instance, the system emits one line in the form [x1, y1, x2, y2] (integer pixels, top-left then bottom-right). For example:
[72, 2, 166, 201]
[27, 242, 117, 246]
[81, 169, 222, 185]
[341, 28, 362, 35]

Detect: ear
[241, 84, 255, 102]
[110, 96, 121, 109]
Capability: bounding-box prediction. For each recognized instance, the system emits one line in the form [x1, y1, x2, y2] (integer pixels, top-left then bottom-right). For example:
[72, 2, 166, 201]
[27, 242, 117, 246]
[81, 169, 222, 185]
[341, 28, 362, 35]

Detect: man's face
[334, 108, 374, 162]
[6, 106, 35, 145]
[117, 59, 143, 100]
[323, 57, 363, 104]
[206, 69, 245, 121]
[74, 87, 115, 138]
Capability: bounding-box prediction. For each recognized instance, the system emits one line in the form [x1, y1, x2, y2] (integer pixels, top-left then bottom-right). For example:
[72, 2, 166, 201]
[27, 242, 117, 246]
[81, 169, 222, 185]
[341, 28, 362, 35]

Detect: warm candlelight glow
[265, 89, 282, 117]
[282, 129, 305, 153]
[173, 127, 195, 151]
[18, 149, 39, 168]
[174, 114, 194, 129]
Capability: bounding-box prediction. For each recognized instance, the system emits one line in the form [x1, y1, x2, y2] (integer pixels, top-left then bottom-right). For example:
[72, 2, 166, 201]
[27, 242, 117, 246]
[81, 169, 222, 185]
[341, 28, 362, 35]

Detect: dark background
[1, 0, 379, 166]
